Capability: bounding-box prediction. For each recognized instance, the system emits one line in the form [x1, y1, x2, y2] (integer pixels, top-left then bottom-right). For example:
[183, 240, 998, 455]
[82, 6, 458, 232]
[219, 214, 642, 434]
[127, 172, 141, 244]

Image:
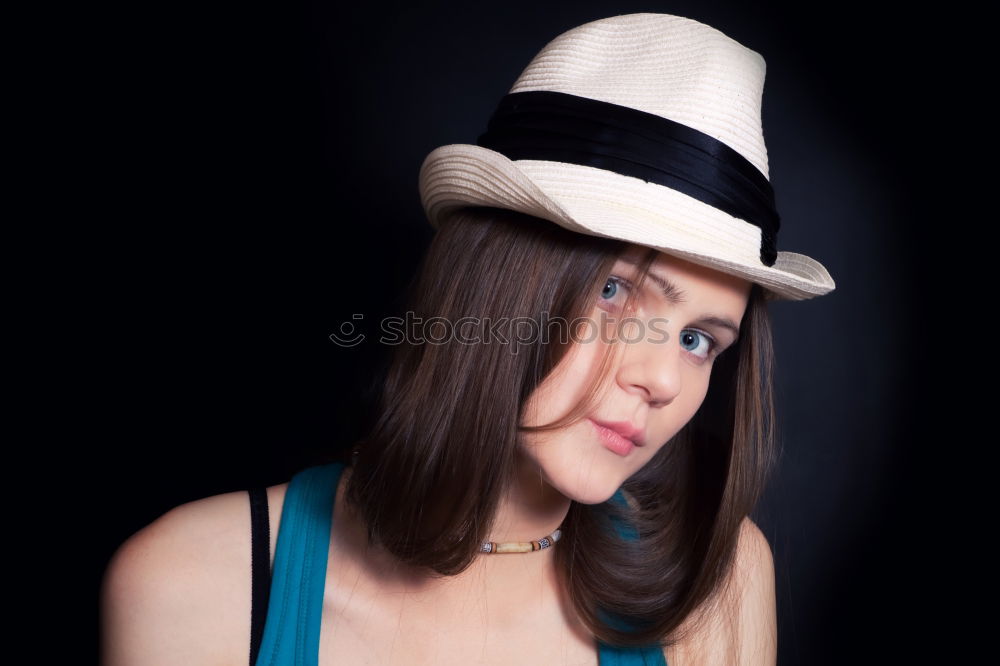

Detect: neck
[336, 451, 571, 602]
[485, 448, 570, 546]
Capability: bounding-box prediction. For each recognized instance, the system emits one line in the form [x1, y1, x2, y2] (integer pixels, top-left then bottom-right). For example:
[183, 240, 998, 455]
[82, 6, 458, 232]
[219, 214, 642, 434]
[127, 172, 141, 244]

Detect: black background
[34, 0, 973, 663]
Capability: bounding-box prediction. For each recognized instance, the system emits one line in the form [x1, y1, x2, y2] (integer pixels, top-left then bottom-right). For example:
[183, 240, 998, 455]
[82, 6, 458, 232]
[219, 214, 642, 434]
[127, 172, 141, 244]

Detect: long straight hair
[343, 206, 777, 648]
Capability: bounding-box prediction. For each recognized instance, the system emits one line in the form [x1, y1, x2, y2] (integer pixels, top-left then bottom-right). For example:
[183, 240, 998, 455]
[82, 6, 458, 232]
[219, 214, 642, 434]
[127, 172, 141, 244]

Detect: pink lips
[590, 418, 645, 456]
[592, 419, 646, 446]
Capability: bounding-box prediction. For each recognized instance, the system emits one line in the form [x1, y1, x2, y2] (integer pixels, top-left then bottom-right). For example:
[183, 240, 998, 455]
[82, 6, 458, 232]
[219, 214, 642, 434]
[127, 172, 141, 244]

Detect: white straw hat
[418, 13, 836, 301]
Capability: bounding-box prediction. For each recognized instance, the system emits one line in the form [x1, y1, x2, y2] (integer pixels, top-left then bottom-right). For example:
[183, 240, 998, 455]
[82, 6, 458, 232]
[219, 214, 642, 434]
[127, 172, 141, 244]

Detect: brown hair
[343, 206, 777, 649]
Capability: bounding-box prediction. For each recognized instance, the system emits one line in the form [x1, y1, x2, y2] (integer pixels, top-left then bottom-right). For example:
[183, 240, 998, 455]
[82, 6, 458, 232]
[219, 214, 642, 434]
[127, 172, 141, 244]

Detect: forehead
[617, 245, 752, 313]
[621, 245, 747, 286]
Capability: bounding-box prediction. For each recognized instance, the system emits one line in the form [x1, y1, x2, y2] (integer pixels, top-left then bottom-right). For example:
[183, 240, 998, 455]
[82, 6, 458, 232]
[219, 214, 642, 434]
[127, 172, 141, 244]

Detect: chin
[538, 464, 624, 506]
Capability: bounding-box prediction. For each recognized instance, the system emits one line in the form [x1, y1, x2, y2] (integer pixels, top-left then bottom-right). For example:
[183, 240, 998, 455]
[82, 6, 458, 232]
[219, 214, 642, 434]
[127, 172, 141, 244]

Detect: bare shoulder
[100, 481, 290, 666]
[663, 517, 777, 666]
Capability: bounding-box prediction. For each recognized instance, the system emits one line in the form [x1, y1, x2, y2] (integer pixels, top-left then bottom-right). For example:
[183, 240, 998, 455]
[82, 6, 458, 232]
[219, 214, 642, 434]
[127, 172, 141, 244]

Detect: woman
[101, 13, 835, 666]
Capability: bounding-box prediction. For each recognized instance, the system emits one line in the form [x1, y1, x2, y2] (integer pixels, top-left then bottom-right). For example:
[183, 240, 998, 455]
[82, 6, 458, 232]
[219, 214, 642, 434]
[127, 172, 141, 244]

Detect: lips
[590, 418, 646, 447]
[590, 420, 636, 456]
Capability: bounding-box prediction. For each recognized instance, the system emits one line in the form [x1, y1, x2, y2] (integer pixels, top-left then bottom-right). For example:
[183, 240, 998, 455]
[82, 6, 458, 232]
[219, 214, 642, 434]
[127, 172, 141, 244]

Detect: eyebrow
[620, 259, 742, 339]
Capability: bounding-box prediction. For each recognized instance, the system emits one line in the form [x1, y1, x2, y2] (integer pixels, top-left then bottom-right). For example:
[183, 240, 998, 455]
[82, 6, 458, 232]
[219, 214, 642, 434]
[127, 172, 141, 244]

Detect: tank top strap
[597, 640, 668, 665]
[254, 462, 345, 666]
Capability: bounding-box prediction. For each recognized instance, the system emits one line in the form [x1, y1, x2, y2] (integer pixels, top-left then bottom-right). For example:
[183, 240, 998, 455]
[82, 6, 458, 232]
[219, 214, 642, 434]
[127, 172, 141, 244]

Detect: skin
[100, 245, 776, 665]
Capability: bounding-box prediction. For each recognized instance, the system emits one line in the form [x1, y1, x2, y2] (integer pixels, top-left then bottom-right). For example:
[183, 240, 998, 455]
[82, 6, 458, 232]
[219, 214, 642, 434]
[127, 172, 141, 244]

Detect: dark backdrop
[70, 1, 964, 663]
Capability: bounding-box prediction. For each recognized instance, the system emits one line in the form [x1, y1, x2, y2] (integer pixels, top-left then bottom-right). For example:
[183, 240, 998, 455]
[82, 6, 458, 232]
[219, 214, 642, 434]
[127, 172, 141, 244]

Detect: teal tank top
[253, 462, 667, 666]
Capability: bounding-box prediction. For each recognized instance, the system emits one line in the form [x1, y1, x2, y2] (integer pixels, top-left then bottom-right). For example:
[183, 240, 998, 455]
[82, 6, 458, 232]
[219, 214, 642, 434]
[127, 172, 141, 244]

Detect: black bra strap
[248, 487, 271, 666]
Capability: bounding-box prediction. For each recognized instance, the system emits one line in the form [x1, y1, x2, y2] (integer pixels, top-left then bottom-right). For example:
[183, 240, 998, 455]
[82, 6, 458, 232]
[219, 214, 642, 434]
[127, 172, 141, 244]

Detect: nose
[614, 319, 682, 407]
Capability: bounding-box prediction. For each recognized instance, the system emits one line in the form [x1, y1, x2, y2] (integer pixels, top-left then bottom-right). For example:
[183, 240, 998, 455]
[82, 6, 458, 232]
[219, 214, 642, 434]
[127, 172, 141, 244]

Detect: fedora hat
[418, 13, 835, 301]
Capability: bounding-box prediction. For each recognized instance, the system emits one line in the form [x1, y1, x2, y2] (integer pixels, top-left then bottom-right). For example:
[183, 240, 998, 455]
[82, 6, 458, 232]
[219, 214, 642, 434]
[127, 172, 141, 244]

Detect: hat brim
[419, 144, 836, 301]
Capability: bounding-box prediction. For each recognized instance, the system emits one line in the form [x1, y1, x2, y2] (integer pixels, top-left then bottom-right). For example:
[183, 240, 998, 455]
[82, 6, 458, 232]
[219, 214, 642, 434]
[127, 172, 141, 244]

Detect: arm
[663, 517, 778, 666]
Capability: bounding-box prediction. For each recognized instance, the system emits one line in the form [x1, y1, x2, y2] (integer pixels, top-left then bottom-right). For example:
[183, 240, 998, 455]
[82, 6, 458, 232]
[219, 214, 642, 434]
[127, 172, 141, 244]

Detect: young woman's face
[518, 245, 752, 504]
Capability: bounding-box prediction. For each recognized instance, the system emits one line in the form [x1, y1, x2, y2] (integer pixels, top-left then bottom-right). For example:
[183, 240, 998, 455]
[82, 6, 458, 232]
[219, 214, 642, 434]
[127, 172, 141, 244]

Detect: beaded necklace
[481, 528, 562, 553]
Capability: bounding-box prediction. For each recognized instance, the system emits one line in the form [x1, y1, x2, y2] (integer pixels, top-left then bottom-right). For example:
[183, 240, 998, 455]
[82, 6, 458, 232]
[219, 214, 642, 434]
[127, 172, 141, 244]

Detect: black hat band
[475, 90, 780, 267]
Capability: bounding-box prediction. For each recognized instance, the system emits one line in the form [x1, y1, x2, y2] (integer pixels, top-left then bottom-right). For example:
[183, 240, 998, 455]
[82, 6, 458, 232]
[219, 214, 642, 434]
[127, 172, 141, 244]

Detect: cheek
[521, 340, 608, 429]
[518, 420, 629, 504]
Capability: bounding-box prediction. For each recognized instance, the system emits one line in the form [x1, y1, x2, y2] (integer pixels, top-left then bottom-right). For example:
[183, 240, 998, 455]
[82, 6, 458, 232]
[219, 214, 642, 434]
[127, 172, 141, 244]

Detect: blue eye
[680, 329, 718, 362]
[599, 275, 632, 309]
